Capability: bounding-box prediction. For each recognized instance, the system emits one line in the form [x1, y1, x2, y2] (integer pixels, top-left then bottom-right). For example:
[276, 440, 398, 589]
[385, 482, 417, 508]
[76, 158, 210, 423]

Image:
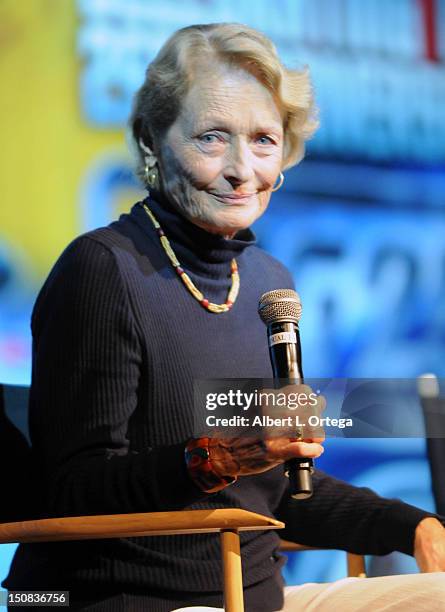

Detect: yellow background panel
[0, 0, 130, 278]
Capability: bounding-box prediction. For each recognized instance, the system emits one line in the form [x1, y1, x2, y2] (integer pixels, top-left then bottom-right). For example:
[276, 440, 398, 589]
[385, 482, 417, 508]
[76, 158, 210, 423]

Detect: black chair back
[419, 376, 445, 516]
[0, 384, 38, 522]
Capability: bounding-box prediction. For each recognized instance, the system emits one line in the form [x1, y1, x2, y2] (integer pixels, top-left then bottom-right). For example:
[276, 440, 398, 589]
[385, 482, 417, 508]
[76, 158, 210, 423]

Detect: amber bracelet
[185, 437, 237, 493]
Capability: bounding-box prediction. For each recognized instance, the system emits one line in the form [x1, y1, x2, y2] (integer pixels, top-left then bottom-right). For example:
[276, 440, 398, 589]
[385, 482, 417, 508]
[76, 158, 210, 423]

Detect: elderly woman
[3, 22, 445, 612]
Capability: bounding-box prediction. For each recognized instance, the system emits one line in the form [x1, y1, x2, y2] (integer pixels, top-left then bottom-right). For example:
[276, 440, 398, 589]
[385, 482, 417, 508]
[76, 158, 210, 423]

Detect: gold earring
[271, 172, 284, 192]
[144, 163, 158, 188]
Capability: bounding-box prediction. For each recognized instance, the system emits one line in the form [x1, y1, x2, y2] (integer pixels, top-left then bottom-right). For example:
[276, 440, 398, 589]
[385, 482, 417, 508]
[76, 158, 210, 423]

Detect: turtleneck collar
[133, 190, 257, 277]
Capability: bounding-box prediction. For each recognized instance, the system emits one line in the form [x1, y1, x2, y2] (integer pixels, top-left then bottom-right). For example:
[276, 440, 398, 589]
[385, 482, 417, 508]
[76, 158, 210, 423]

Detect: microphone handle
[268, 321, 314, 500]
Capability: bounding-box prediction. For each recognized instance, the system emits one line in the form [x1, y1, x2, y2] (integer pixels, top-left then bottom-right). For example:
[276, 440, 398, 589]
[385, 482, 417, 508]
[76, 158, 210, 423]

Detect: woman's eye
[199, 133, 220, 144]
[256, 135, 275, 145]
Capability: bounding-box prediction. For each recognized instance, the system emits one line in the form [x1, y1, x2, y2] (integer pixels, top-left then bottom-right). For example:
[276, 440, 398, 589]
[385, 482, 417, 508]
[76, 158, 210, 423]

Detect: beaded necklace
[142, 202, 240, 313]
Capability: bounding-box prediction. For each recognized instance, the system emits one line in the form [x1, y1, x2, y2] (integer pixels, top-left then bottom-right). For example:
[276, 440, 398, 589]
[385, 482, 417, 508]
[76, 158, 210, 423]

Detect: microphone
[258, 288, 314, 500]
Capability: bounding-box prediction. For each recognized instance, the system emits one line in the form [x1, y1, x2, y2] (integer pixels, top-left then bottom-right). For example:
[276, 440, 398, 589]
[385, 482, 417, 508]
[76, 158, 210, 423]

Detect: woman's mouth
[211, 192, 256, 204]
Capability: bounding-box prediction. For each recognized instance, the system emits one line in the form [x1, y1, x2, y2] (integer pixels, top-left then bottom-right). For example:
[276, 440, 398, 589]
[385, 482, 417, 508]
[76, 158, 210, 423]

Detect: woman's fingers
[288, 440, 324, 458]
[266, 437, 324, 460]
[289, 436, 325, 444]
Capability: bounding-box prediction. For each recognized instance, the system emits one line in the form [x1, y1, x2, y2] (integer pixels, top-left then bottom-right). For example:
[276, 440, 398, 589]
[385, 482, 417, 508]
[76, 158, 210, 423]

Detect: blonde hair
[129, 23, 319, 182]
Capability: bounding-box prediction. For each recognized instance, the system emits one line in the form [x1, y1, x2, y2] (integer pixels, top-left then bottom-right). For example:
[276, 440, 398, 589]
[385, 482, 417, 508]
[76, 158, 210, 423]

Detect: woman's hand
[208, 384, 325, 478]
[414, 517, 445, 572]
[208, 435, 325, 478]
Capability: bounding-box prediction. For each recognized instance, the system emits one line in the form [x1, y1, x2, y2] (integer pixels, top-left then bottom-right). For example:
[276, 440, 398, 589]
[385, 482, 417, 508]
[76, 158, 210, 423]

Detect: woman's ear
[139, 137, 157, 169]
[133, 117, 154, 151]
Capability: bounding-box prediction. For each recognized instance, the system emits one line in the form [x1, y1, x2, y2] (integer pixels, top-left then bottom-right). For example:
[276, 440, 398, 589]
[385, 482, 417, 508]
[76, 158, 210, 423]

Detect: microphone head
[258, 289, 302, 325]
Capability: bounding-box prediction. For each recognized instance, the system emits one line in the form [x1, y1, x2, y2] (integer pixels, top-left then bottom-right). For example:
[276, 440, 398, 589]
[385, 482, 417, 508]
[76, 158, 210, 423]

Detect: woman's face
[157, 63, 284, 238]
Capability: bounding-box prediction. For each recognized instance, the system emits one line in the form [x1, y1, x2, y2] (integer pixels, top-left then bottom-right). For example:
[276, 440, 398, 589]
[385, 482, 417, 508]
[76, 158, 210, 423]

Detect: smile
[211, 193, 256, 204]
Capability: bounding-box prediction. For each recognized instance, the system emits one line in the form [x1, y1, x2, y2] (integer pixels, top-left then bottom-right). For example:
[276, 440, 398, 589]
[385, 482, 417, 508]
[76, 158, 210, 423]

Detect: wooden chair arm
[0, 508, 284, 612]
[0, 511, 366, 610]
[0, 508, 284, 544]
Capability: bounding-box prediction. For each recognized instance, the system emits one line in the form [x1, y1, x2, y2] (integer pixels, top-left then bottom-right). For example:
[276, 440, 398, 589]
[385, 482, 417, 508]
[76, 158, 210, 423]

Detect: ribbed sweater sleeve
[276, 469, 438, 556]
[30, 236, 207, 517]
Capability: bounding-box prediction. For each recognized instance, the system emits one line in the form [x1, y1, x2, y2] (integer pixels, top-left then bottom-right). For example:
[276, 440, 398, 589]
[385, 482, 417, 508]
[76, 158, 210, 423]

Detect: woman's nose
[223, 139, 255, 186]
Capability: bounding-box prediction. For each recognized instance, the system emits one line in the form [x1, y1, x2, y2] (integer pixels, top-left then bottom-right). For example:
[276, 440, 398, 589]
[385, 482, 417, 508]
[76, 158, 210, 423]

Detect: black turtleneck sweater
[2, 195, 434, 611]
